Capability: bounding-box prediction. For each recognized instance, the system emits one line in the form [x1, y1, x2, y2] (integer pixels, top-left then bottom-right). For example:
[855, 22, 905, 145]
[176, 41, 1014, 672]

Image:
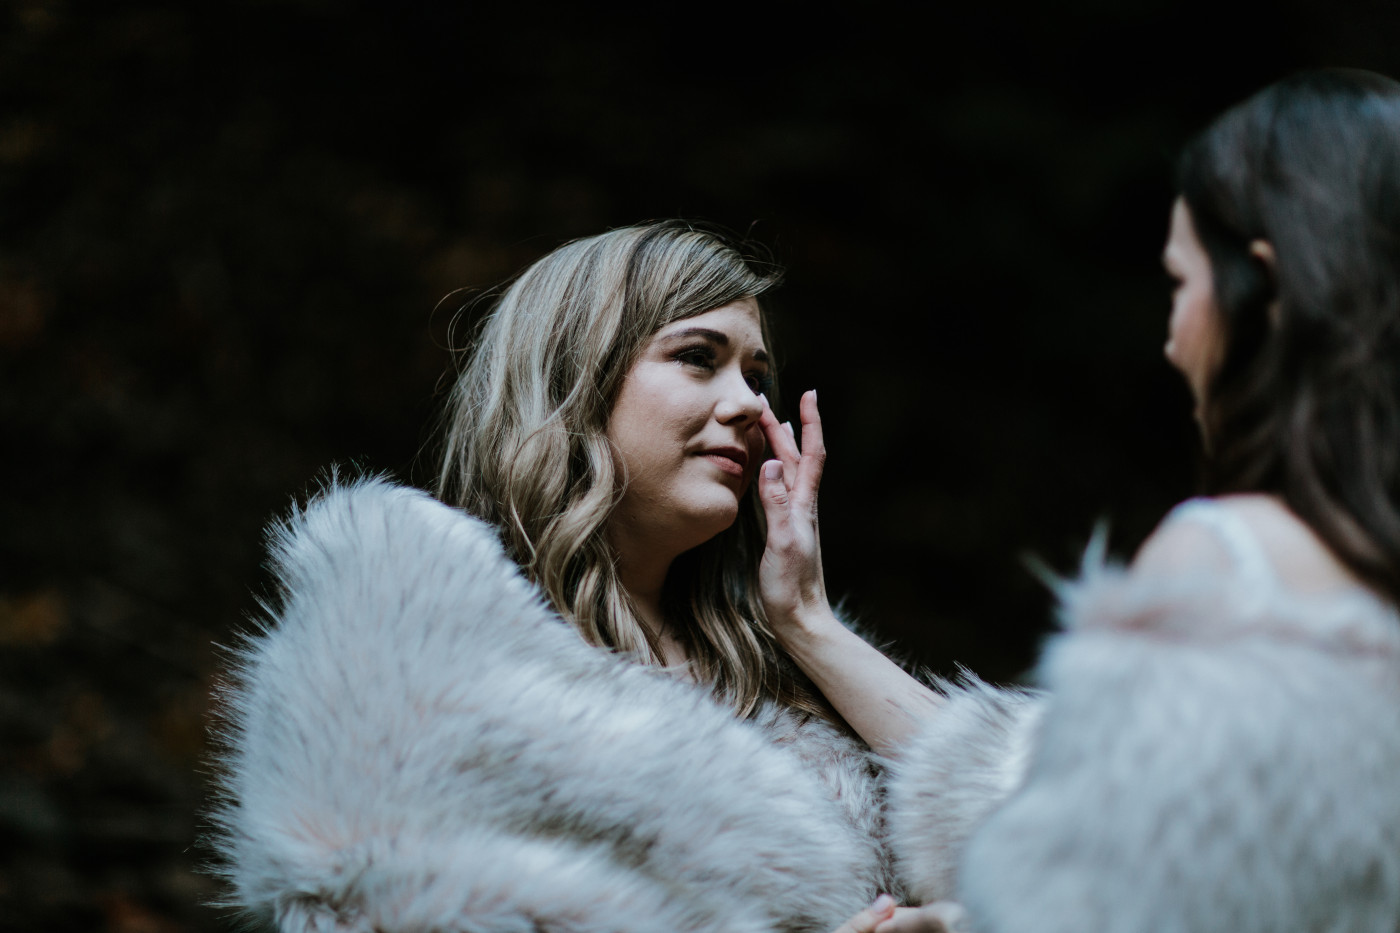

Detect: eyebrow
[662, 327, 770, 363]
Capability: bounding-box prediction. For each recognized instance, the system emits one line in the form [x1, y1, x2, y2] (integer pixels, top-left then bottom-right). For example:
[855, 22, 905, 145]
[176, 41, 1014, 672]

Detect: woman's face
[1163, 198, 1225, 414]
[605, 298, 770, 556]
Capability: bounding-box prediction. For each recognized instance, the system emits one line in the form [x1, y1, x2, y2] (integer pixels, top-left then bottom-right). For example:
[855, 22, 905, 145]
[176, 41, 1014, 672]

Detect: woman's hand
[757, 389, 837, 640]
[875, 903, 970, 932]
[830, 894, 897, 933]
[830, 896, 970, 933]
[756, 389, 946, 755]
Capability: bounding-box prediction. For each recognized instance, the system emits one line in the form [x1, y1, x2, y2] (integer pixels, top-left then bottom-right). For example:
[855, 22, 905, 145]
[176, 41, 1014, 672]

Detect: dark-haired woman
[803, 70, 1400, 932]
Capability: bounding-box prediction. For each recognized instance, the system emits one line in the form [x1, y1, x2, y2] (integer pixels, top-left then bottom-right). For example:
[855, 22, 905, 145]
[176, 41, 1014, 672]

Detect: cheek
[1165, 287, 1226, 405]
[1168, 290, 1212, 359]
[746, 424, 767, 463]
[607, 391, 670, 483]
[610, 370, 681, 439]
[738, 425, 767, 488]
[746, 423, 766, 457]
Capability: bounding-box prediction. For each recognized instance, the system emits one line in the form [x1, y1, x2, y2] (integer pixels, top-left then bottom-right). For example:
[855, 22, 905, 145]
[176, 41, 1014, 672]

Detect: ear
[1249, 239, 1281, 327]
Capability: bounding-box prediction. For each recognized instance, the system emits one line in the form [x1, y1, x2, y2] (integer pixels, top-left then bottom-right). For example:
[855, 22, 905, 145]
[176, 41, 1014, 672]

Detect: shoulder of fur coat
[209, 478, 884, 933]
[889, 560, 1400, 933]
[883, 669, 1043, 905]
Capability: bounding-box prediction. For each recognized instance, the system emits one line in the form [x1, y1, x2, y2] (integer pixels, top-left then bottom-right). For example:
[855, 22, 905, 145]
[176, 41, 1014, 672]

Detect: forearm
[780, 609, 944, 756]
[754, 392, 945, 755]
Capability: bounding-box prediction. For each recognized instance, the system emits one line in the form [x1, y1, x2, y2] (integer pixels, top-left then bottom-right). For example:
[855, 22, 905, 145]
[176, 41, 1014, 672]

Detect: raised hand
[754, 389, 945, 756]
[757, 389, 834, 637]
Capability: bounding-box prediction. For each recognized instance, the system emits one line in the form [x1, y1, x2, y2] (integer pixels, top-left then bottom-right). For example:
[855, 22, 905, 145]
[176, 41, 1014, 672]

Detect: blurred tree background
[3, 0, 1398, 928]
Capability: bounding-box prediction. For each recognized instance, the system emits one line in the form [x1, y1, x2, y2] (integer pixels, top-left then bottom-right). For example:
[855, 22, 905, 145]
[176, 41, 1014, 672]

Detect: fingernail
[763, 460, 782, 481]
[871, 893, 895, 912]
[783, 421, 795, 438]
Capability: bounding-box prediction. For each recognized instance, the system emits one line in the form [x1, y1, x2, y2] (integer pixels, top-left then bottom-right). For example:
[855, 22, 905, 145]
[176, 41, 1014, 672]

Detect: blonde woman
[212, 221, 928, 933]
[434, 220, 933, 732]
[437, 221, 812, 712]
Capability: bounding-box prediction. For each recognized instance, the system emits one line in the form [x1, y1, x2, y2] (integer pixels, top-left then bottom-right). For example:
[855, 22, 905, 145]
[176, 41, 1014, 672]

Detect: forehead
[655, 299, 767, 348]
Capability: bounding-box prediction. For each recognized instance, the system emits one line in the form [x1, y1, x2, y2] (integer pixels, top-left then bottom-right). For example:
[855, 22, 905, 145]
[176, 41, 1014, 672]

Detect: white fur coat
[210, 479, 890, 933]
[888, 557, 1400, 932]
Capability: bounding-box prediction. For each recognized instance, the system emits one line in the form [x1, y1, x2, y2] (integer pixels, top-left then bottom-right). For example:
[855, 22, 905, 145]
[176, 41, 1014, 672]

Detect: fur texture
[884, 672, 1043, 904]
[209, 479, 886, 933]
[891, 561, 1400, 932]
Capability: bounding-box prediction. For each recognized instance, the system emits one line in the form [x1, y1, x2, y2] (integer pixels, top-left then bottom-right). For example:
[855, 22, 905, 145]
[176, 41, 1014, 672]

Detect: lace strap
[1166, 498, 1278, 591]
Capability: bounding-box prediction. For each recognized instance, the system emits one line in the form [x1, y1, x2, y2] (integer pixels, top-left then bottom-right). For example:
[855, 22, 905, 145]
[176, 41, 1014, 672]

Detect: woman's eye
[746, 372, 773, 395]
[675, 346, 717, 370]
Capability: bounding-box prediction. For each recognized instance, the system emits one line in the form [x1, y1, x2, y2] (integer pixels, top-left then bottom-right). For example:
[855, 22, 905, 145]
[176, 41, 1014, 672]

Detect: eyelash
[673, 346, 772, 395]
[674, 346, 717, 368]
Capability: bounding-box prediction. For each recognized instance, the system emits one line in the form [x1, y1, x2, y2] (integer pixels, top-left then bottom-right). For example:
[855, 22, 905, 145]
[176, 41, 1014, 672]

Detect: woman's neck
[614, 544, 691, 670]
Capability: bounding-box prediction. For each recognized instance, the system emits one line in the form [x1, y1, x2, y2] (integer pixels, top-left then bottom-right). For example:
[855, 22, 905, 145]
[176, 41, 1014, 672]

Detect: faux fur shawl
[888, 559, 1400, 933]
[210, 479, 888, 933]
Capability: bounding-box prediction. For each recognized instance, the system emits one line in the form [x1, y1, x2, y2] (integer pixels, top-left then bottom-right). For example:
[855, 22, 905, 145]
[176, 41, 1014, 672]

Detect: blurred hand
[875, 902, 970, 933]
[830, 894, 897, 933]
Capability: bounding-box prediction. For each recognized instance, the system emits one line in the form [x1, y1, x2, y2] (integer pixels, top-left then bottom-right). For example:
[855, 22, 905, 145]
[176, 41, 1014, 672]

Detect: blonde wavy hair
[437, 221, 824, 717]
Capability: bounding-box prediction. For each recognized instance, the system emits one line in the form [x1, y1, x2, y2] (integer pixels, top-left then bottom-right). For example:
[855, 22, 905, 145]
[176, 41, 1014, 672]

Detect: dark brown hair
[1178, 69, 1400, 603]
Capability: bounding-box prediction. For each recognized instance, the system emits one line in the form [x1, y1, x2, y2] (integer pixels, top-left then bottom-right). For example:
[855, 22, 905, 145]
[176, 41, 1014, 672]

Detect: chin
[679, 498, 742, 549]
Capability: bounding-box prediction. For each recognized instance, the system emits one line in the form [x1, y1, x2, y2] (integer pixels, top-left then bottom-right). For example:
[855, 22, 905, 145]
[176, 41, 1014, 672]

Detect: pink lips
[698, 446, 748, 477]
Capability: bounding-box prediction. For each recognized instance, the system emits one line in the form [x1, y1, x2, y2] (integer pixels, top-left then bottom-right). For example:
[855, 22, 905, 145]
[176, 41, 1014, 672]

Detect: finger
[873, 912, 941, 933]
[873, 904, 960, 933]
[758, 459, 792, 531]
[832, 895, 897, 933]
[793, 389, 827, 507]
[759, 396, 801, 482]
[799, 389, 825, 461]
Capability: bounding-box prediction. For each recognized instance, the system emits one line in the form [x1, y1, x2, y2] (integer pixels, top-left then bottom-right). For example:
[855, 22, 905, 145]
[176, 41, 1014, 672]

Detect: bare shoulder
[1133, 494, 1362, 594]
[1214, 494, 1363, 593]
[1130, 504, 1233, 578]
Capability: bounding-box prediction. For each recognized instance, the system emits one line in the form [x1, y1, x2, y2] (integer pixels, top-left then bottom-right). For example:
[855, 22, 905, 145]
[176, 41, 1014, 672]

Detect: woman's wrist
[770, 603, 843, 651]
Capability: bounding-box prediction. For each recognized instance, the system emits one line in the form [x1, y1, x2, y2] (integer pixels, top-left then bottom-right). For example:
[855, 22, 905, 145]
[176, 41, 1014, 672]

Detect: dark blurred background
[3, 0, 1398, 928]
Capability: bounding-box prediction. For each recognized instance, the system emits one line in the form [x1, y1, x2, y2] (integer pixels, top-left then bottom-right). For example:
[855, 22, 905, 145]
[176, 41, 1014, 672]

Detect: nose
[715, 367, 764, 426]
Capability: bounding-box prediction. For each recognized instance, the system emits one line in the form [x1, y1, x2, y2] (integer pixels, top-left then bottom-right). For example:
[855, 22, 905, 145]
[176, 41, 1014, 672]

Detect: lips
[697, 446, 748, 477]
